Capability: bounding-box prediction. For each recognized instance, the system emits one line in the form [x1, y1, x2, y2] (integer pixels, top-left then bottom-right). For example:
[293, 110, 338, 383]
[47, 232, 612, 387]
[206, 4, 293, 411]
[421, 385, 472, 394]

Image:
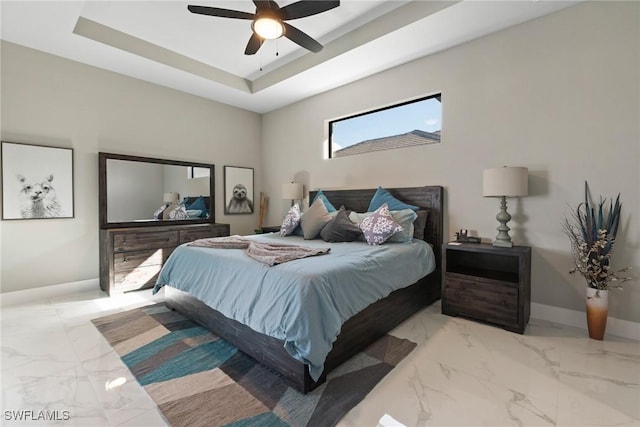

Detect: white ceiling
[1, 1, 579, 113]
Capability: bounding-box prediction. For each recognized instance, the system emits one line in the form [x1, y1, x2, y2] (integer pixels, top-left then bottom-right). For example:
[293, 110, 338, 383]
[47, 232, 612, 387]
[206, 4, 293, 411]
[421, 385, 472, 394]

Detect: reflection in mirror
[99, 152, 214, 228]
[107, 160, 211, 222]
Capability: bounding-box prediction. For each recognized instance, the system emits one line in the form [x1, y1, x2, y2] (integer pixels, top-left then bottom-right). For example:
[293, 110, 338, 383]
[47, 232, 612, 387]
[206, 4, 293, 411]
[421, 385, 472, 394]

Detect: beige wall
[0, 41, 262, 293]
[261, 2, 640, 322]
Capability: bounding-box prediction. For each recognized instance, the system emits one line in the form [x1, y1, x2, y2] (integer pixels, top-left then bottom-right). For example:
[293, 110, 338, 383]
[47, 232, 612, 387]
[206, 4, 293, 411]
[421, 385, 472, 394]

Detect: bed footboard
[163, 270, 440, 394]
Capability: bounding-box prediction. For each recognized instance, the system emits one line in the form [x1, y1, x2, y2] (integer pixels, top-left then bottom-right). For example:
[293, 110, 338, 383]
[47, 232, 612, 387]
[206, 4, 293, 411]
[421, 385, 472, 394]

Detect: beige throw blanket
[188, 235, 330, 266]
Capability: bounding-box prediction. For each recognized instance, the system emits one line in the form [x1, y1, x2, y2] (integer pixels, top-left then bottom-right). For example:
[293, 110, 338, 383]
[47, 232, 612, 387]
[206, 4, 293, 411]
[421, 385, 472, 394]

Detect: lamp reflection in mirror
[163, 192, 180, 220]
[482, 167, 528, 247]
[282, 182, 303, 207]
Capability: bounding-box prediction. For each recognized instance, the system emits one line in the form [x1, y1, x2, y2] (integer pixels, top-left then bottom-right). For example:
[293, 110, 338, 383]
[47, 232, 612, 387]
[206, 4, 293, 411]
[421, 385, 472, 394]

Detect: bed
[156, 186, 443, 393]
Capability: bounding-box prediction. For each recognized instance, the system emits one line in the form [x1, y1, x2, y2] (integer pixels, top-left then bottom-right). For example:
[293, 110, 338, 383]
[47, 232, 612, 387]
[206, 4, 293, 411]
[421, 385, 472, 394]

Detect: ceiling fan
[187, 1, 340, 55]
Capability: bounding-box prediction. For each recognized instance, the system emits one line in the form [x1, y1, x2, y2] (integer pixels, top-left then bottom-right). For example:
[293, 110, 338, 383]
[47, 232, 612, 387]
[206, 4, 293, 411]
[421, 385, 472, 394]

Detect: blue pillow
[186, 196, 208, 218]
[311, 190, 337, 213]
[367, 187, 419, 212]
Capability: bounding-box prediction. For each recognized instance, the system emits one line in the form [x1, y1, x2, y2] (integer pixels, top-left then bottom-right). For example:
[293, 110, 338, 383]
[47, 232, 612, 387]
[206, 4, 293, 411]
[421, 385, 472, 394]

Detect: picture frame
[224, 166, 254, 215]
[1, 141, 74, 220]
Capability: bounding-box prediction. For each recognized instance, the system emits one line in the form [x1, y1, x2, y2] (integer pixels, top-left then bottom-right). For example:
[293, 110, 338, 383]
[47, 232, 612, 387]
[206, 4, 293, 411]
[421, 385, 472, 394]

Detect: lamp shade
[282, 182, 303, 200]
[483, 167, 528, 197]
[163, 192, 179, 203]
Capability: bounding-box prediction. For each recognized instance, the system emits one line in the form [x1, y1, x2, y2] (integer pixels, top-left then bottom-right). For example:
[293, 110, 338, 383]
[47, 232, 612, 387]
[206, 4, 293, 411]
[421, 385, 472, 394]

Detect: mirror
[99, 152, 215, 228]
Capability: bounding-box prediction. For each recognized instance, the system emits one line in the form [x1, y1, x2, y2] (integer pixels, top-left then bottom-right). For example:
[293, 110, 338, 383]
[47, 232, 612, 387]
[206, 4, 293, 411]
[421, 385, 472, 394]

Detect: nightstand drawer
[444, 273, 519, 324]
[113, 231, 179, 253]
[113, 248, 174, 272]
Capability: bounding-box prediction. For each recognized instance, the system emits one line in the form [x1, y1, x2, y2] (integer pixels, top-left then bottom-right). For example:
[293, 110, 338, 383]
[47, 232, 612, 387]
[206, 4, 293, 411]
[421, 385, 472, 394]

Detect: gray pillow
[359, 203, 403, 245]
[413, 209, 430, 240]
[300, 198, 332, 239]
[320, 207, 362, 242]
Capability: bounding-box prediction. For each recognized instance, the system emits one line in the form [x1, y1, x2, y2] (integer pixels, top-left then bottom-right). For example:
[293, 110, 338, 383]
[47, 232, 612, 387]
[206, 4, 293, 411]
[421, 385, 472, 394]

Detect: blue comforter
[154, 233, 435, 380]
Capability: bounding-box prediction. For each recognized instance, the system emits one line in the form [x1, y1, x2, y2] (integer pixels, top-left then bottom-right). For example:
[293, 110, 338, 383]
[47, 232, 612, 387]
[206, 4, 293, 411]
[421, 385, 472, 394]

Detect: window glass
[329, 94, 441, 158]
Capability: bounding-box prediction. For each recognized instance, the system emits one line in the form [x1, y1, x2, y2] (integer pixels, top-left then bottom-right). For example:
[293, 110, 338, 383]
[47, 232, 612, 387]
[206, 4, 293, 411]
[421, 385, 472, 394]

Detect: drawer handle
[122, 257, 128, 263]
[122, 241, 127, 246]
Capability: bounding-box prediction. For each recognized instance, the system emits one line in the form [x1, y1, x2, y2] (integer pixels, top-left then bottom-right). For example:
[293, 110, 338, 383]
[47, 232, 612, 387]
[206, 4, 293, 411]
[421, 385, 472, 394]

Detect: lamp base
[492, 239, 513, 248]
[493, 196, 514, 248]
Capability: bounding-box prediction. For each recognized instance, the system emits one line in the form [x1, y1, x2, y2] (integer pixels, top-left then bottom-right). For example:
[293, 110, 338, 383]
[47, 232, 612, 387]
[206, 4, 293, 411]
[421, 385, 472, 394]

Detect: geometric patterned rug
[91, 303, 416, 427]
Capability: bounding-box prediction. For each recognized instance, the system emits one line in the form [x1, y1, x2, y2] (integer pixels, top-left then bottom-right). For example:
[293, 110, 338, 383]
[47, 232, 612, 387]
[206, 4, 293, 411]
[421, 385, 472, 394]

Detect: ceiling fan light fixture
[251, 17, 284, 40]
[252, 16, 284, 39]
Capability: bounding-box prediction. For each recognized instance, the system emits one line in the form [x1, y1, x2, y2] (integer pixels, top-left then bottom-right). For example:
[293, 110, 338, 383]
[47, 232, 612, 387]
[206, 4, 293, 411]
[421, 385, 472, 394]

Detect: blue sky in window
[331, 97, 441, 151]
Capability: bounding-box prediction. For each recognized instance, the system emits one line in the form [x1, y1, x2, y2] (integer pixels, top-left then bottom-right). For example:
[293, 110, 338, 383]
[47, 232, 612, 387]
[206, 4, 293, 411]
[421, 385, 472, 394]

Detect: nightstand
[259, 226, 281, 233]
[441, 242, 531, 334]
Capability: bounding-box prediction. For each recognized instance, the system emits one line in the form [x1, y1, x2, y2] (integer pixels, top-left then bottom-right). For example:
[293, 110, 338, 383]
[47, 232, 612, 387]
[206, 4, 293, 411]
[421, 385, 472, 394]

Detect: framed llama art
[1, 141, 74, 220]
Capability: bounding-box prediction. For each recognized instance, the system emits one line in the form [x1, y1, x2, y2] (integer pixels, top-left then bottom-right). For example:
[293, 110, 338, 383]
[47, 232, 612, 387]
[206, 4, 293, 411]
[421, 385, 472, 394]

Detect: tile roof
[333, 129, 440, 158]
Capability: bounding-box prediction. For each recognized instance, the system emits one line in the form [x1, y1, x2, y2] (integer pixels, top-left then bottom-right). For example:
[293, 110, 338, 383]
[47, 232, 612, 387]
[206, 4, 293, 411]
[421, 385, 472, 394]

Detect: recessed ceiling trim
[251, 0, 459, 93]
[72, 16, 251, 93]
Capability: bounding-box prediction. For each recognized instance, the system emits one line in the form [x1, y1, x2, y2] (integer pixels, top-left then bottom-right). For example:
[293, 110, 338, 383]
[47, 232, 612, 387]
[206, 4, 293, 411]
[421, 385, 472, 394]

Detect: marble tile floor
[1, 285, 638, 427]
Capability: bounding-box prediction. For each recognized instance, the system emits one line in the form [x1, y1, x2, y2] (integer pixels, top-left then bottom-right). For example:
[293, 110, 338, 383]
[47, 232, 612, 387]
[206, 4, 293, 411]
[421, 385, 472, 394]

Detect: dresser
[441, 242, 531, 334]
[100, 223, 230, 296]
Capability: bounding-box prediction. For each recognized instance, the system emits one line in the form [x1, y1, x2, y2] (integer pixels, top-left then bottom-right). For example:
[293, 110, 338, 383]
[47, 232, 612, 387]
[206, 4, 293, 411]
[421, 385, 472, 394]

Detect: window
[187, 166, 210, 179]
[328, 94, 441, 158]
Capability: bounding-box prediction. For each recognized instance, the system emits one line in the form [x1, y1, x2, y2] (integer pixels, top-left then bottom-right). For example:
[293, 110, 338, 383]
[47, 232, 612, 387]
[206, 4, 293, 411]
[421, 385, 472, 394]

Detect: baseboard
[0, 278, 99, 307]
[531, 302, 640, 341]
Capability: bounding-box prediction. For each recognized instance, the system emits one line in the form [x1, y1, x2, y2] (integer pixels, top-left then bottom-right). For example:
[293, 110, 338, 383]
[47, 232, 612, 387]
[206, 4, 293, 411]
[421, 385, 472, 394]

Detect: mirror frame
[99, 152, 215, 229]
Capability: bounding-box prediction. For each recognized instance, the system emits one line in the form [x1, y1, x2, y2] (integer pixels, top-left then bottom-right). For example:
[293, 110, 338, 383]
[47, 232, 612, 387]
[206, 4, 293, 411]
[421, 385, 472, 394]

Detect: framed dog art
[1, 141, 74, 220]
[224, 166, 254, 215]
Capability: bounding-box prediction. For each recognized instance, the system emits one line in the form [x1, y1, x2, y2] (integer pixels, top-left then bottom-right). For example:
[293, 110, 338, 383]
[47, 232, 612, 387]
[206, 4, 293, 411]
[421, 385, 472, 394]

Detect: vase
[585, 287, 608, 340]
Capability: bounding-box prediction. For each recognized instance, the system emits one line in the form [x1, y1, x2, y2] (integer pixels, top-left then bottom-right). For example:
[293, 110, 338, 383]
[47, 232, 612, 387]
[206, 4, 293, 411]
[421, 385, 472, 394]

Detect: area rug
[92, 303, 416, 427]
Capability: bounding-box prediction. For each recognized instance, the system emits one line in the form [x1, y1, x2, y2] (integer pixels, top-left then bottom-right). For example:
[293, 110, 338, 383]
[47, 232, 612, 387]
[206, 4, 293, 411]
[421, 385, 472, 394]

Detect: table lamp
[482, 167, 528, 247]
[282, 182, 303, 207]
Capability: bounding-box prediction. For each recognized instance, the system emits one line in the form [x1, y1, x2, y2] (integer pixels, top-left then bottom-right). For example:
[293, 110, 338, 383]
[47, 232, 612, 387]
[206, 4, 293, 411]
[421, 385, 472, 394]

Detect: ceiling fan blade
[244, 33, 264, 55]
[187, 5, 255, 20]
[253, 0, 280, 11]
[283, 22, 323, 52]
[280, 1, 339, 20]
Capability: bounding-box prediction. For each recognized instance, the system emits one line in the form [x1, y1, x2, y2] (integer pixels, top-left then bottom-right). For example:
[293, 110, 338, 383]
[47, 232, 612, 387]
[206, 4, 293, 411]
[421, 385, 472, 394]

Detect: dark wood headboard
[309, 186, 444, 267]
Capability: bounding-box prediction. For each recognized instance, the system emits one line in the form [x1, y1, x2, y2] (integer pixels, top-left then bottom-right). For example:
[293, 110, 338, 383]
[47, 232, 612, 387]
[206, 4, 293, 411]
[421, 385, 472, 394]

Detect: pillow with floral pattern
[280, 204, 301, 236]
[359, 203, 403, 245]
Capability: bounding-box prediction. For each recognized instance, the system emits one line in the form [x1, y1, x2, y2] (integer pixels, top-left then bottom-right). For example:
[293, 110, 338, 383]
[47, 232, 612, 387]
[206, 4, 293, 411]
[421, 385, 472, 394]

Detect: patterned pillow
[300, 198, 332, 239]
[280, 204, 301, 236]
[153, 204, 167, 220]
[350, 209, 417, 243]
[167, 205, 189, 220]
[359, 203, 403, 245]
[320, 207, 362, 242]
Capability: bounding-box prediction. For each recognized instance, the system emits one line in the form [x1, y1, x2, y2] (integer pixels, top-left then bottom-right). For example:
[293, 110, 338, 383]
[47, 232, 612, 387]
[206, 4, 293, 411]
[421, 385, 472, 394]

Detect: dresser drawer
[114, 266, 162, 291]
[113, 248, 174, 272]
[444, 273, 518, 324]
[113, 231, 179, 253]
[179, 228, 213, 244]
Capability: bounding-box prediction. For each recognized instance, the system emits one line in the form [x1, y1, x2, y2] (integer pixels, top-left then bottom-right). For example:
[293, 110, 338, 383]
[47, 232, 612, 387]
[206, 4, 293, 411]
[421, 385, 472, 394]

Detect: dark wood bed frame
[163, 186, 444, 393]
